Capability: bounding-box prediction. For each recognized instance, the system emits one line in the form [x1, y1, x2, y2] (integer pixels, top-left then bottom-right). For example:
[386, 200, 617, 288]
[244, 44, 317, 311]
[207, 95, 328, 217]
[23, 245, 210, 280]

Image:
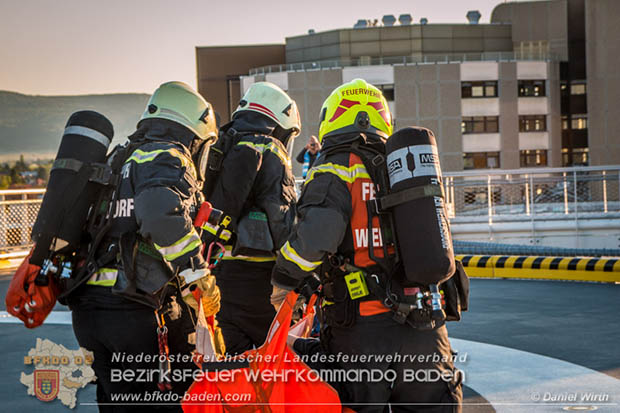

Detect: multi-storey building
[196, 0, 620, 177]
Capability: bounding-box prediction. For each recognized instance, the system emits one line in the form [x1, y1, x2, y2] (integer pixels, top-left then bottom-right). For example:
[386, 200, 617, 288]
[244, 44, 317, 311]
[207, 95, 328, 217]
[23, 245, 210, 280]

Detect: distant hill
[0, 91, 150, 159]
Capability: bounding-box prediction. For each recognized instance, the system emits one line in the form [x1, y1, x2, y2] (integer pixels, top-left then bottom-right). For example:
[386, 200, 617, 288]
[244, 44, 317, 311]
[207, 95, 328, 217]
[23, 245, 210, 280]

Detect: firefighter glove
[180, 269, 221, 317]
[270, 285, 291, 311]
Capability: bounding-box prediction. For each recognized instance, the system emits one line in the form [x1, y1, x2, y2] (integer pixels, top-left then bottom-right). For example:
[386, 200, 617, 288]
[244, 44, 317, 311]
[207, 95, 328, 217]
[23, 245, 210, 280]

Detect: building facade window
[571, 114, 587, 130]
[376, 84, 394, 101]
[519, 115, 547, 132]
[570, 82, 586, 95]
[461, 116, 499, 134]
[520, 150, 548, 167]
[562, 148, 589, 166]
[518, 80, 546, 97]
[463, 152, 500, 170]
[561, 115, 587, 130]
[461, 81, 498, 98]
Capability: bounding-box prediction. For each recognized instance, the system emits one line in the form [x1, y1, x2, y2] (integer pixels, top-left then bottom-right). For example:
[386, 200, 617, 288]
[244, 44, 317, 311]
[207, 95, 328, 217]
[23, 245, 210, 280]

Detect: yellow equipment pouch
[344, 271, 369, 300]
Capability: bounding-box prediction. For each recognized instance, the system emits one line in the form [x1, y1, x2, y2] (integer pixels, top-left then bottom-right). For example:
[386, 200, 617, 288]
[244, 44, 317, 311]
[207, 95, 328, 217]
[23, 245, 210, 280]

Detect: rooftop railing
[248, 51, 557, 75]
[2, 165, 617, 252]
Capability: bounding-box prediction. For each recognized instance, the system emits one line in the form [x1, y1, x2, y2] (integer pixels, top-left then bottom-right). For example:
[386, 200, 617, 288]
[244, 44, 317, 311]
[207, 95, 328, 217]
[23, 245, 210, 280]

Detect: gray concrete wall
[394, 63, 463, 172]
[499, 62, 520, 170]
[287, 69, 343, 177]
[548, 62, 563, 167]
[196, 45, 285, 122]
[285, 24, 513, 64]
[491, 0, 569, 60]
[586, 0, 620, 165]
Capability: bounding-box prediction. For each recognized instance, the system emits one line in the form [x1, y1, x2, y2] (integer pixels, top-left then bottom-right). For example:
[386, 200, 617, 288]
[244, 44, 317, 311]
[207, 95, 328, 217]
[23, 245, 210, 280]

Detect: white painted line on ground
[1, 311, 618, 412]
[0, 310, 72, 324]
[0, 251, 28, 260]
[451, 338, 620, 412]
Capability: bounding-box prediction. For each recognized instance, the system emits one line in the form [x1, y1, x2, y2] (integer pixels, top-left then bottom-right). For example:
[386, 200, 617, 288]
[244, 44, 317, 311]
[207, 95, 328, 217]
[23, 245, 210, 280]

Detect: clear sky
[0, 0, 514, 96]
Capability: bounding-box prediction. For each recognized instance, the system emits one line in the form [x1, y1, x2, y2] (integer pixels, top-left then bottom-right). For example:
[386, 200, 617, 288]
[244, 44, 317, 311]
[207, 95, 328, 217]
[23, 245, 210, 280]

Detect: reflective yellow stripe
[86, 267, 118, 287]
[223, 254, 276, 262]
[237, 141, 291, 167]
[126, 148, 197, 179]
[280, 241, 322, 272]
[221, 245, 275, 262]
[305, 162, 370, 186]
[154, 230, 201, 262]
[202, 222, 232, 242]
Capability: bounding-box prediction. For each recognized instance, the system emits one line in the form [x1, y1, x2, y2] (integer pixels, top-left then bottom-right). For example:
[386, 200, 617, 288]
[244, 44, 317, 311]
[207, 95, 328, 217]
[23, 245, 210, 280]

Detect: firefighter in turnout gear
[271, 79, 463, 412]
[202, 82, 299, 355]
[67, 81, 220, 412]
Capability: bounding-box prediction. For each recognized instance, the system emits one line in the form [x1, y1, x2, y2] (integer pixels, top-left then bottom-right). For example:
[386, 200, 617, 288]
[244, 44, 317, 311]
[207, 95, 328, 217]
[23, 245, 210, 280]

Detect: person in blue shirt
[295, 135, 321, 178]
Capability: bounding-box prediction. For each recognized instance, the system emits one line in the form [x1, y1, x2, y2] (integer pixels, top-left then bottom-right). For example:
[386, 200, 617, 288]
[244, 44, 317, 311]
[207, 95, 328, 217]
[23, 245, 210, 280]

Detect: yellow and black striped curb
[455, 255, 620, 283]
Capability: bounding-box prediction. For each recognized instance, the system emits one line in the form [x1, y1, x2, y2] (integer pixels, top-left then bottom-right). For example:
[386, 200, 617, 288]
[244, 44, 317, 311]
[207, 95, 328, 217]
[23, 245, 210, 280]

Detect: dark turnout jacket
[66, 120, 206, 308]
[273, 133, 389, 289]
[202, 114, 297, 261]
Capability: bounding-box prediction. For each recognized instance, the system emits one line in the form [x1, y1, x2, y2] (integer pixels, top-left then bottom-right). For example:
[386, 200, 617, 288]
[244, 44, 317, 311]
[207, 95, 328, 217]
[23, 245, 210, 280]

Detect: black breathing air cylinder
[30, 111, 114, 266]
[385, 127, 455, 286]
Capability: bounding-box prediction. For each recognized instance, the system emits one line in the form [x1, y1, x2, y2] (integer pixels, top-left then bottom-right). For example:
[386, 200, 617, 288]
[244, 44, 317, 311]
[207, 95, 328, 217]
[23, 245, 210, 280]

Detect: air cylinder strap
[374, 184, 444, 212]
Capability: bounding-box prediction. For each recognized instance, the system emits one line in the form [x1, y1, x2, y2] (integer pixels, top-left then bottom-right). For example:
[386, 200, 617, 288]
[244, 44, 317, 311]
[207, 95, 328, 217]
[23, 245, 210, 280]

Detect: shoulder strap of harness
[203, 127, 257, 200]
[320, 135, 399, 274]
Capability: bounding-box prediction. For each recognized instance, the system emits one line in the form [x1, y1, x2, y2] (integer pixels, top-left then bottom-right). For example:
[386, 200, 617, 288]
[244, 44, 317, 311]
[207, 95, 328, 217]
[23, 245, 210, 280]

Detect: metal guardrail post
[525, 174, 530, 216]
[487, 175, 493, 226]
[563, 172, 569, 215]
[529, 174, 536, 241]
[603, 170, 608, 213]
[450, 177, 455, 216]
[574, 170, 579, 243]
[0, 193, 6, 248]
[20, 193, 29, 245]
[529, 174, 535, 217]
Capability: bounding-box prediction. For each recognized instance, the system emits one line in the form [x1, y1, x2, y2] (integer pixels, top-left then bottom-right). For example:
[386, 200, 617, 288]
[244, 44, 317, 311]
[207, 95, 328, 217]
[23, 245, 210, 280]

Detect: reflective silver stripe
[126, 148, 197, 180]
[64, 125, 111, 148]
[222, 245, 275, 262]
[280, 241, 322, 271]
[155, 230, 202, 262]
[237, 141, 291, 167]
[305, 162, 370, 186]
[202, 222, 232, 241]
[86, 268, 118, 286]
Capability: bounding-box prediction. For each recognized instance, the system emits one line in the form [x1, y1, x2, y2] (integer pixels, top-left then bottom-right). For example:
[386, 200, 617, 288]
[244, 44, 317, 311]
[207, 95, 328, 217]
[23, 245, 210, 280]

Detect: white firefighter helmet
[140, 81, 218, 142]
[233, 82, 301, 136]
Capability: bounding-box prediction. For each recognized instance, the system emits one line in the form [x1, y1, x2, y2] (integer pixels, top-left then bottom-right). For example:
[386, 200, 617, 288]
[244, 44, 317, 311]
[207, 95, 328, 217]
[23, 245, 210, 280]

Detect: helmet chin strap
[191, 139, 210, 182]
[285, 134, 296, 156]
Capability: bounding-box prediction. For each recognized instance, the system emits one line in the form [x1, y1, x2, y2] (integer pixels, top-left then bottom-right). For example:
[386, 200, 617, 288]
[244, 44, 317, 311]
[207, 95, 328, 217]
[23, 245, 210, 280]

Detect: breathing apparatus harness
[318, 134, 449, 330]
[55, 137, 150, 302]
[202, 125, 292, 260]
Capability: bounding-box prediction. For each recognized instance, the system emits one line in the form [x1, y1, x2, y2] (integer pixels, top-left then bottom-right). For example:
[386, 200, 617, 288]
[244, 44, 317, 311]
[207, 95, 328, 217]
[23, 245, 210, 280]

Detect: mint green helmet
[140, 81, 218, 142]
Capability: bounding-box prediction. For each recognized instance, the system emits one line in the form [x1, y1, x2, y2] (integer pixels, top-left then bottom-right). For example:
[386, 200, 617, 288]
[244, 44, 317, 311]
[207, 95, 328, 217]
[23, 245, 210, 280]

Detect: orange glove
[5, 247, 59, 328]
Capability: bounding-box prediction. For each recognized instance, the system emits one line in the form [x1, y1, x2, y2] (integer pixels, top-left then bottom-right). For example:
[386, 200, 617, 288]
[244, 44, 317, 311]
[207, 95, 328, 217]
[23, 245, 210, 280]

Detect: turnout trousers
[214, 260, 276, 355]
[69, 286, 197, 413]
[324, 311, 463, 413]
